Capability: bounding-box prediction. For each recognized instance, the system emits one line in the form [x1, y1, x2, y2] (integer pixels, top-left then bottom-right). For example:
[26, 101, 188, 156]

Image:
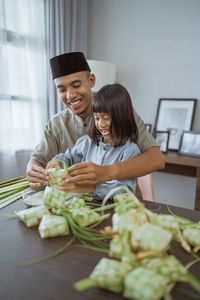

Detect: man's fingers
[28, 177, 48, 186]
[29, 182, 42, 189]
[28, 176, 48, 183]
[31, 164, 48, 175]
[27, 162, 50, 188]
[27, 170, 48, 180]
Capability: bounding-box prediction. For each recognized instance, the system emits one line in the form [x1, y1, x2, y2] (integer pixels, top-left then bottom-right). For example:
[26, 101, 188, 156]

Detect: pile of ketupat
[1, 161, 200, 299]
[75, 188, 200, 300]
[1, 160, 112, 265]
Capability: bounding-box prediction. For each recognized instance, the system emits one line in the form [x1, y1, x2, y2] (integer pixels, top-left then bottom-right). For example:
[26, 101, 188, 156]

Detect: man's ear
[89, 73, 96, 88]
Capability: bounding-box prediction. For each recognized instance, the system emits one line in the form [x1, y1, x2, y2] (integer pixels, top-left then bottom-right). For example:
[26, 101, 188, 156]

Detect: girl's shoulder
[74, 135, 93, 146]
[123, 139, 141, 154]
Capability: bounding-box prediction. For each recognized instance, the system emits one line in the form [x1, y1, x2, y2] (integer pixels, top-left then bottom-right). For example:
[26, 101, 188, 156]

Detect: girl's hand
[66, 161, 112, 185]
[57, 174, 96, 193]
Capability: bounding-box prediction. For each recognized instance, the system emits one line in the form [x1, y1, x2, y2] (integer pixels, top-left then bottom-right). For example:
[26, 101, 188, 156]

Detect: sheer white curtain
[45, 0, 88, 118]
[0, 0, 47, 180]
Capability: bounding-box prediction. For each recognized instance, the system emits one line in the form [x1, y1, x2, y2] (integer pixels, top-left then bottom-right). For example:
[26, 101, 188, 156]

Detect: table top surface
[164, 151, 200, 167]
[0, 199, 200, 300]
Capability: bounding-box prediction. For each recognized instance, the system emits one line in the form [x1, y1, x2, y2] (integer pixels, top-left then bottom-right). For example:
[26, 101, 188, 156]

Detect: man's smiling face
[54, 71, 95, 121]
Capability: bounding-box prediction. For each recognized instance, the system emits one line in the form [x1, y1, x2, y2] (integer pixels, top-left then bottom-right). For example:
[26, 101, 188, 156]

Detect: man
[27, 52, 164, 192]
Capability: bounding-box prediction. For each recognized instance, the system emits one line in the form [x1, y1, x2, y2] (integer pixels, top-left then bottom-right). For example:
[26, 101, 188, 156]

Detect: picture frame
[155, 130, 170, 153]
[179, 130, 200, 158]
[145, 123, 152, 133]
[154, 98, 197, 151]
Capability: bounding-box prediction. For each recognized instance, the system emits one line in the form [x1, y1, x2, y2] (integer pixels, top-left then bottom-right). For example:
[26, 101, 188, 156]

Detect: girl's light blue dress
[54, 135, 140, 199]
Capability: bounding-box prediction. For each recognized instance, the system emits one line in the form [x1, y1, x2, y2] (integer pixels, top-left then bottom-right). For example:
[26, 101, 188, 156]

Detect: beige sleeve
[134, 110, 158, 153]
[30, 124, 60, 167]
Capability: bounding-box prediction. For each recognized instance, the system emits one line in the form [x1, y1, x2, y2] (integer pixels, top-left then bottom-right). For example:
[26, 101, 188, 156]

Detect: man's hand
[27, 160, 49, 189]
[57, 174, 96, 193]
[67, 161, 112, 185]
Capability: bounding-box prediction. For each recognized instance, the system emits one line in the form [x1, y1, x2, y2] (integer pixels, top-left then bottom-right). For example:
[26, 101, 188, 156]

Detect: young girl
[50, 83, 140, 199]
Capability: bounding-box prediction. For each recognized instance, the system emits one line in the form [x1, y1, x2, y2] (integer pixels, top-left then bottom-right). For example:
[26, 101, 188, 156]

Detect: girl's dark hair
[88, 83, 138, 147]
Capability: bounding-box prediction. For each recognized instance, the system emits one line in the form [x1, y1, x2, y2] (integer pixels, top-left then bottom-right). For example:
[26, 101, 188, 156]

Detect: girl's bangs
[91, 99, 109, 113]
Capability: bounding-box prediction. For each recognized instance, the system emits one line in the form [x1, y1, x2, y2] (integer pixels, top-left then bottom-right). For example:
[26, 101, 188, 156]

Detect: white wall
[88, 0, 200, 209]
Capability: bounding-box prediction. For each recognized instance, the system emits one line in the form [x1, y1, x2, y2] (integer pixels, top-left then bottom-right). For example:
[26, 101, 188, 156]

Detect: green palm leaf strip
[0, 176, 29, 209]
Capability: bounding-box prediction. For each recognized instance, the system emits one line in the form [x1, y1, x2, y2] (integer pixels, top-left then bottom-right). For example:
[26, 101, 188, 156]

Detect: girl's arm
[50, 136, 96, 193]
[67, 146, 165, 185]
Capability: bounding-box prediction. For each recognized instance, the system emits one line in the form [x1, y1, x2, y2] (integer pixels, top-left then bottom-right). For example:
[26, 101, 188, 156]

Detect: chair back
[138, 173, 155, 202]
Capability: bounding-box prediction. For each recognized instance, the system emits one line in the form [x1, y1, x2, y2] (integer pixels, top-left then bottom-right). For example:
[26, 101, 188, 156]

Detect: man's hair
[88, 83, 138, 147]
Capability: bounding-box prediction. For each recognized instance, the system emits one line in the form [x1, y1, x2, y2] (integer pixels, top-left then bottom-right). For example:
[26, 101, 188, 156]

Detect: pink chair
[138, 174, 155, 202]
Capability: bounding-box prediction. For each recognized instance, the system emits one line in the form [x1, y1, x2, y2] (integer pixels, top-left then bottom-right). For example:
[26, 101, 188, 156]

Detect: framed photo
[154, 98, 197, 150]
[179, 131, 200, 157]
[155, 130, 170, 153]
[145, 123, 152, 133]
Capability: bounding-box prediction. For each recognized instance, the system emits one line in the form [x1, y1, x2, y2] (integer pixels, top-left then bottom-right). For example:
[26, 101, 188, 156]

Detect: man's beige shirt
[31, 108, 158, 166]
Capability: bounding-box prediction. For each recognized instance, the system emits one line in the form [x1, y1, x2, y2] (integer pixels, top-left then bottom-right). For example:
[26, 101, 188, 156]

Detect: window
[0, 0, 47, 152]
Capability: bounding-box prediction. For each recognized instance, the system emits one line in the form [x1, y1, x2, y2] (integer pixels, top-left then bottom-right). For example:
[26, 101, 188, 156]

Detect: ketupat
[71, 207, 110, 227]
[75, 257, 132, 293]
[39, 215, 69, 238]
[47, 159, 68, 187]
[140, 255, 188, 281]
[113, 192, 141, 209]
[109, 234, 123, 259]
[183, 227, 200, 253]
[91, 258, 132, 293]
[145, 210, 191, 253]
[15, 205, 50, 227]
[48, 168, 66, 187]
[140, 255, 200, 292]
[67, 197, 86, 210]
[2, 181, 200, 298]
[145, 210, 182, 234]
[109, 230, 136, 265]
[123, 267, 169, 300]
[131, 223, 172, 254]
[112, 210, 148, 233]
[120, 230, 136, 265]
[75, 254, 200, 298]
[73, 187, 200, 299]
[44, 159, 69, 209]
[43, 186, 67, 209]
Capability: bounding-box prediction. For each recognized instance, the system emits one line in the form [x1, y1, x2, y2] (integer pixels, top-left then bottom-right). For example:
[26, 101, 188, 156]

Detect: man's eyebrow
[71, 79, 81, 84]
[56, 80, 81, 89]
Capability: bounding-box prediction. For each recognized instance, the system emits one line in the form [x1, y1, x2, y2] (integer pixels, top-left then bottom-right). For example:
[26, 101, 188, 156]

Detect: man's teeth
[70, 100, 80, 106]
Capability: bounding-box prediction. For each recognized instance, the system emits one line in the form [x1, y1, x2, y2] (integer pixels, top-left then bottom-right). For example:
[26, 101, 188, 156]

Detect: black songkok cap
[50, 52, 91, 80]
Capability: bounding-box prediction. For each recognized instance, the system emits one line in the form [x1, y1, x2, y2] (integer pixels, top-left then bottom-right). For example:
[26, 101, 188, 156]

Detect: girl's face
[94, 112, 112, 143]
